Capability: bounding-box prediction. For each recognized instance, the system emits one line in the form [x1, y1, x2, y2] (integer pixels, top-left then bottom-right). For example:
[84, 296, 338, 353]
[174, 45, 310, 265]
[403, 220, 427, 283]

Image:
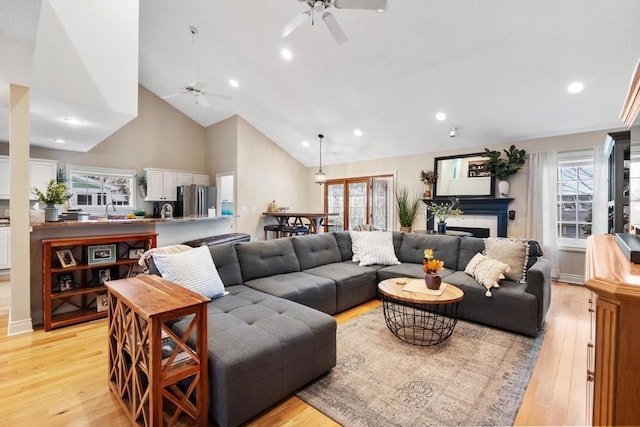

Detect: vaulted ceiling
[2, 0, 640, 167]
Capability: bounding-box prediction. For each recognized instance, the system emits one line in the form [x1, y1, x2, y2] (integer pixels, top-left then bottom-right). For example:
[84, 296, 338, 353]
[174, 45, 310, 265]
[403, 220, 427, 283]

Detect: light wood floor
[0, 279, 590, 426]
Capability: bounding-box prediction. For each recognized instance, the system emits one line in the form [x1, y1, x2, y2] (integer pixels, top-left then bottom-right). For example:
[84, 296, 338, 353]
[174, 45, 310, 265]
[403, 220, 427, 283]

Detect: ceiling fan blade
[323, 12, 348, 44]
[281, 10, 311, 38]
[197, 96, 210, 108]
[161, 93, 181, 100]
[203, 91, 232, 101]
[334, 0, 387, 10]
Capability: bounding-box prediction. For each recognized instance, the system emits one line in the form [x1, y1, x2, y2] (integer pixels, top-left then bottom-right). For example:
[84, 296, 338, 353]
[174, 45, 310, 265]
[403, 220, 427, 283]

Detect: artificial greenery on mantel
[481, 145, 527, 181]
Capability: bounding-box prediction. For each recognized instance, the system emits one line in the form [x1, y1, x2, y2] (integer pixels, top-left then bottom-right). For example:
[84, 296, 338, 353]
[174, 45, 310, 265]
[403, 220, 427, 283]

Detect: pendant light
[315, 134, 326, 185]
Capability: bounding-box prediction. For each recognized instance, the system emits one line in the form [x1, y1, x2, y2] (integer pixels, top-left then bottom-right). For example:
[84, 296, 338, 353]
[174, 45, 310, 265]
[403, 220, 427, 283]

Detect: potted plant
[137, 174, 147, 199]
[423, 248, 444, 290]
[481, 145, 527, 197]
[419, 170, 437, 199]
[395, 186, 422, 232]
[31, 179, 73, 222]
[427, 198, 463, 234]
[133, 209, 146, 219]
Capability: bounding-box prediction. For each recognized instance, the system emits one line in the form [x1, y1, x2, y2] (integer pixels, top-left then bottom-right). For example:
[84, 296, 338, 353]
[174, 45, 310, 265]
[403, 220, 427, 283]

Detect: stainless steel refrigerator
[175, 185, 216, 217]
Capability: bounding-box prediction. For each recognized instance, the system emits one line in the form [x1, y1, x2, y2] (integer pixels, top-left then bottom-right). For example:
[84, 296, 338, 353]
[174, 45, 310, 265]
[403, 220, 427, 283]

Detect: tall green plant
[395, 186, 421, 227]
[481, 145, 527, 181]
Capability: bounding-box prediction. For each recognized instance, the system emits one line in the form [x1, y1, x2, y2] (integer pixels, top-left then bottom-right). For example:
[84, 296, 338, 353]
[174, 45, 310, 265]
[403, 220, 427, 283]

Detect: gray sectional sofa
[150, 230, 551, 426]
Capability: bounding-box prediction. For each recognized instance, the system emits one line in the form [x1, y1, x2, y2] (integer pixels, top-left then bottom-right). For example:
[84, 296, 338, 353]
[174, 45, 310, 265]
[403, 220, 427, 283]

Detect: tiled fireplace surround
[423, 198, 513, 238]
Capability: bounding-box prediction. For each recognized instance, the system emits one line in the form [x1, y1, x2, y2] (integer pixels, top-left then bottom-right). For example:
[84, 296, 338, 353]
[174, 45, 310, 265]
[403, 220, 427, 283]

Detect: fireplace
[423, 198, 513, 237]
[446, 226, 491, 238]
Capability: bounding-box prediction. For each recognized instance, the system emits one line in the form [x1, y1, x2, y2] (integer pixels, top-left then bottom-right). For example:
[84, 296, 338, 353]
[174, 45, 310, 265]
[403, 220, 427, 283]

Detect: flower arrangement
[419, 170, 438, 184]
[423, 248, 444, 275]
[427, 198, 463, 223]
[31, 179, 72, 205]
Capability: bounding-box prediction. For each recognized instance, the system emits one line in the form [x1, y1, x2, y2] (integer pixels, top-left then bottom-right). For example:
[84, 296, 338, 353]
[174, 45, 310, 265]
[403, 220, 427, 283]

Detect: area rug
[296, 307, 544, 426]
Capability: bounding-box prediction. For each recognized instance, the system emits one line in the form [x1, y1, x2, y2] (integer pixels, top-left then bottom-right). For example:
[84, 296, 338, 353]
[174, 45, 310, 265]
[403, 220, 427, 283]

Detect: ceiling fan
[281, 0, 388, 45]
[153, 26, 230, 108]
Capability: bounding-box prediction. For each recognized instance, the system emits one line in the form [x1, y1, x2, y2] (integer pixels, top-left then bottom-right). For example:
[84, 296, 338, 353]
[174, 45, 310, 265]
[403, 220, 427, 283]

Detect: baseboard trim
[558, 273, 584, 285]
[7, 316, 34, 336]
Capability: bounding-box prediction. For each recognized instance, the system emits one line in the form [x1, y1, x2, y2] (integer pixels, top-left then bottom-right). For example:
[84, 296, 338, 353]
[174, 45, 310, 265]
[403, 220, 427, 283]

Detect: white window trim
[557, 150, 594, 249]
[66, 164, 137, 213]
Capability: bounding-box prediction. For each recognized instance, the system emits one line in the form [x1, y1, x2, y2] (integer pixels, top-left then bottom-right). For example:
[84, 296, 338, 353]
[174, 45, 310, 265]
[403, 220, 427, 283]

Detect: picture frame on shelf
[56, 249, 76, 268]
[128, 248, 145, 259]
[88, 244, 117, 265]
[57, 273, 74, 292]
[96, 294, 109, 312]
[92, 266, 119, 287]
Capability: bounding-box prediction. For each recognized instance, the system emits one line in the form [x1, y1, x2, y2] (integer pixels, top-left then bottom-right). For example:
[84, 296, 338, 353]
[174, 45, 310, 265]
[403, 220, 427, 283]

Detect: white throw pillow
[152, 245, 226, 298]
[472, 257, 510, 297]
[350, 231, 400, 266]
[484, 237, 530, 283]
[464, 252, 487, 276]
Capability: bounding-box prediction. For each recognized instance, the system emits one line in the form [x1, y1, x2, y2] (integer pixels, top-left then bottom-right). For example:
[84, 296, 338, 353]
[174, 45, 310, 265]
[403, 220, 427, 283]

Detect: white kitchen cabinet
[0, 227, 9, 269]
[0, 156, 57, 200]
[29, 159, 58, 198]
[177, 172, 194, 186]
[144, 168, 177, 201]
[193, 173, 210, 186]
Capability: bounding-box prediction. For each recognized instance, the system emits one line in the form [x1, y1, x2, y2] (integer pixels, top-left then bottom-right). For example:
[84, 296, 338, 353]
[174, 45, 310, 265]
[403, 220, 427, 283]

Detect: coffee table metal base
[382, 296, 459, 346]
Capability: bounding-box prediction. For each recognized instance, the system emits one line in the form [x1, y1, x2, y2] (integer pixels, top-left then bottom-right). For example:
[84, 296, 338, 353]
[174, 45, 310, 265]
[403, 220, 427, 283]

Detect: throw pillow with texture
[152, 245, 227, 298]
[350, 231, 400, 266]
[484, 237, 530, 283]
[464, 252, 487, 276]
[472, 256, 511, 297]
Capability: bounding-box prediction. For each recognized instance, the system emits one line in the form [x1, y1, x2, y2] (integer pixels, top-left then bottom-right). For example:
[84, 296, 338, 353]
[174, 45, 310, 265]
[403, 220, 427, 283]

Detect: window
[557, 153, 594, 246]
[66, 165, 136, 211]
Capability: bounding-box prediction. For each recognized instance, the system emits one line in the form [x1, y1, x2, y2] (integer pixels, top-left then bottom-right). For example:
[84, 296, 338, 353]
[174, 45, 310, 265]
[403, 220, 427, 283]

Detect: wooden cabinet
[0, 227, 9, 269]
[41, 232, 157, 331]
[177, 172, 193, 186]
[144, 168, 177, 201]
[0, 156, 57, 200]
[106, 274, 209, 426]
[585, 234, 640, 425]
[193, 173, 210, 186]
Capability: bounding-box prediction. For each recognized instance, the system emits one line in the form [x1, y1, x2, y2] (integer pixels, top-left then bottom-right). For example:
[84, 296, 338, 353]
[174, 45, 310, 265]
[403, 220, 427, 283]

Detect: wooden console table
[106, 275, 210, 426]
[585, 234, 640, 426]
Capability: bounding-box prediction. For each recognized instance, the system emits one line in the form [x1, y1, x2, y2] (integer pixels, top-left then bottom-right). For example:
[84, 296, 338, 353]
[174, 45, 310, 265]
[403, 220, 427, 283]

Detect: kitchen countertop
[31, 215, 232, 229]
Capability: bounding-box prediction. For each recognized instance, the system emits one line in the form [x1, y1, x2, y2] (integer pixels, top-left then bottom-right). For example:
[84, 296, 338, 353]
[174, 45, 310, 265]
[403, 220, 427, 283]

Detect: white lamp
[315, 134, 326, 185]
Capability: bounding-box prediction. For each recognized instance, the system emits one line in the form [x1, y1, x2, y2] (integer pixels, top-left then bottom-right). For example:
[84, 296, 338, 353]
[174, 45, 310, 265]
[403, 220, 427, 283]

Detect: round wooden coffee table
[378, 278, 464, 346]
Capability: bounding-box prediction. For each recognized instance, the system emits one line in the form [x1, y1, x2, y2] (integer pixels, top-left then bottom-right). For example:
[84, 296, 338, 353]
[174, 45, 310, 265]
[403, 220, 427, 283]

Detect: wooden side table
[106, 275, 210, 426]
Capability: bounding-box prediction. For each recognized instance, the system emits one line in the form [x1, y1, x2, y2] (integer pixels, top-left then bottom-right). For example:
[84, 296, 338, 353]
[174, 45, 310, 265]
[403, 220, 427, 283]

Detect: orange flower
[424, 259, 444, 274]
[423, 248, 434, 260]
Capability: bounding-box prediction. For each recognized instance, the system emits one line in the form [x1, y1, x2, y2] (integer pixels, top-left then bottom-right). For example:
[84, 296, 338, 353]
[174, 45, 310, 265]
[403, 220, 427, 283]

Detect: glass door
[325, 175, 394, 231]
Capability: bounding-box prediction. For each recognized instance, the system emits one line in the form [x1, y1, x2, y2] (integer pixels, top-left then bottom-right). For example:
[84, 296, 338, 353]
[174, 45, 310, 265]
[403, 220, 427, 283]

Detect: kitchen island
[29, 215, 234, 326]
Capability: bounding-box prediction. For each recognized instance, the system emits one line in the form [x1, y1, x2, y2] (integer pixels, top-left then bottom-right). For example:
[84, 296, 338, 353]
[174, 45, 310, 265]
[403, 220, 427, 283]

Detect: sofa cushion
[173, 285, 336, 427]
[292, 234, 342, 270]
[304, 262, 379, 312]
[377, 264, 456, 282]
[244, 272, 337, 314]
[152, 246, 226, 298]
[350, 231, 401, 266]
[235, 238, 301, 281]
[208, 244, 244, 286]
[398, 233, 461, 269]
[484, 237, 530, 283]
[457, 237, 486, 271]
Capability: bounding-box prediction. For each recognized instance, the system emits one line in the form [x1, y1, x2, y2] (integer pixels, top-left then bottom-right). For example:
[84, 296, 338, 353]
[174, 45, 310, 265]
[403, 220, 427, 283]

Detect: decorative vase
[424, 273, 441, 290]
[498, 180, 510, 198]
[423, 183, 433, 199]
[139, 185, 147, 200]
[44, 204, 58, 222]
[437, 221, 447, 234]
[400, 226, 412, 233]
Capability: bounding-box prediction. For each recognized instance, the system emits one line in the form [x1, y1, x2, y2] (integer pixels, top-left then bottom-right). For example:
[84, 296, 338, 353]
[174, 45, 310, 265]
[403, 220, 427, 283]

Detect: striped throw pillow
[350, 231, 400, 266]
[152, 245, 226, 298]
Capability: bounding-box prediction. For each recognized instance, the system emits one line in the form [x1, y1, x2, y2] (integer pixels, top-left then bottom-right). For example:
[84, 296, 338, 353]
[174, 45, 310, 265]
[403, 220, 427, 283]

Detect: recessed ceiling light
[353, 129, 363, 137]
[568, 81, 584, 94]
[63, 117, 85, 125]
[301, 141, 309, 147]
[281, 48, 293, 61]
[436, 112, 447, 121]
[53, 138, 65, 144]
[229, 79, 239, 88]
[377, 9, 385, 13]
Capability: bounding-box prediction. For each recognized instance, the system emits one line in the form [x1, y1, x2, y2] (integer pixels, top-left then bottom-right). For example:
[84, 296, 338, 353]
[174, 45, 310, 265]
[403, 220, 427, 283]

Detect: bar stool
[279, 225, 309, 237]
[264, 224, 283, 239]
